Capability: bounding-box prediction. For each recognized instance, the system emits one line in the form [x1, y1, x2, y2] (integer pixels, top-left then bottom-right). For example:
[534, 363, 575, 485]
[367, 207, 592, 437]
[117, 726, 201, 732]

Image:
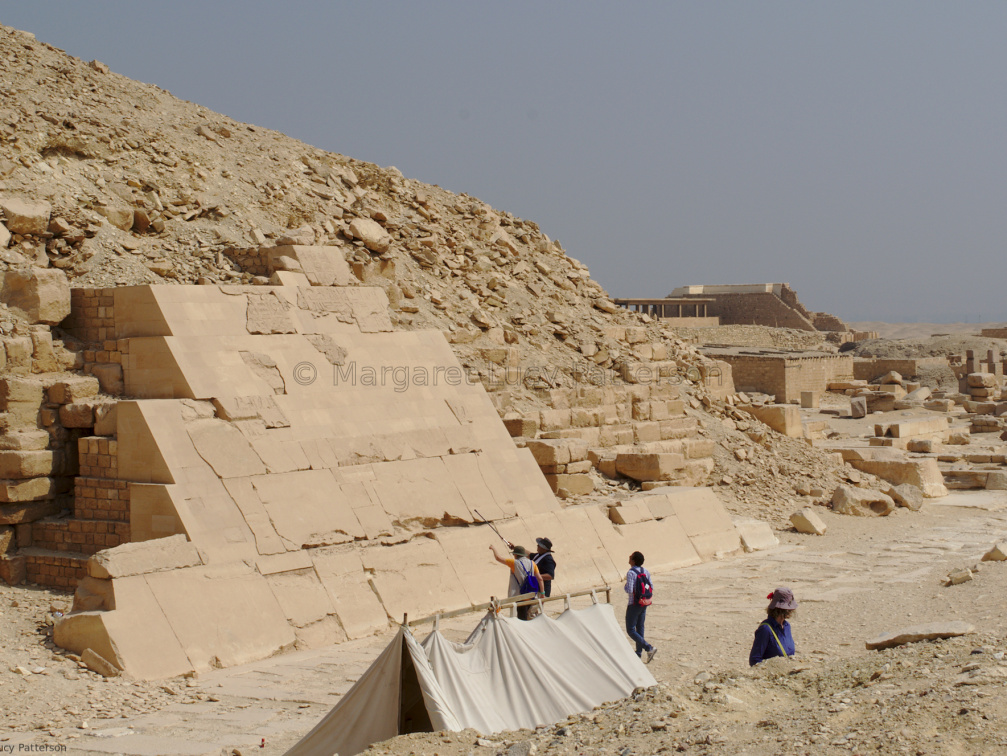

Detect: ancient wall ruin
[701, 348, 853, 404]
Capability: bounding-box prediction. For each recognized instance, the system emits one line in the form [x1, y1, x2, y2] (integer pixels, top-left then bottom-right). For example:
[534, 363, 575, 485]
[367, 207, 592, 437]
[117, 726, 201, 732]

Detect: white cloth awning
[284, 601, 655, 756]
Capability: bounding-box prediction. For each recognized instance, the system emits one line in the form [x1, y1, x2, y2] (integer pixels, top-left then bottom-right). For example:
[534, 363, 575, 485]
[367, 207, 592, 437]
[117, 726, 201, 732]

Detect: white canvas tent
[284, 601, 656, 756]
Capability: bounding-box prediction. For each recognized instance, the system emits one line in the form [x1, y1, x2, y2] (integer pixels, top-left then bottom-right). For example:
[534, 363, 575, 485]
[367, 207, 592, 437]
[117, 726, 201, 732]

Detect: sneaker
[645, 646, 658, 664]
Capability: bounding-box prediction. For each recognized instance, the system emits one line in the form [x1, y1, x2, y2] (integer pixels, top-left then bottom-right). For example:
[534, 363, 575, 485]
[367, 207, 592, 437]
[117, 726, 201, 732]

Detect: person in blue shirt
[749, 587, 797, 666]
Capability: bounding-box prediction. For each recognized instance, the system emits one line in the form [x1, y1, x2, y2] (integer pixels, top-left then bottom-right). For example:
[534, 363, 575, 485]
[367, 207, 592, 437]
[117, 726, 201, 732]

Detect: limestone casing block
[265, 246, 352, 287]
[734, 519, 779, 552]
[640, 487, 742, 559]
[739, 404, 803, 437]
[1, 268, 70, 325]
[790, 507, 827, 535]
[840, 448, 948, 497]
[87, 534, 202, 580]
[615, 452, 685, 482]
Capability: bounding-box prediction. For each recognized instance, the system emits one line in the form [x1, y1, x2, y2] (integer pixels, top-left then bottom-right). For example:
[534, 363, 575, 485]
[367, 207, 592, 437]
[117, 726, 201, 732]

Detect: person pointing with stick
[489, 543, 544, 620]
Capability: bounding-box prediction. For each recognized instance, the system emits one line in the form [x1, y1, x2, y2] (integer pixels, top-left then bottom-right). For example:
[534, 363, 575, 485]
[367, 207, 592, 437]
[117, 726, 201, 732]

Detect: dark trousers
[626, 603, 652, 656]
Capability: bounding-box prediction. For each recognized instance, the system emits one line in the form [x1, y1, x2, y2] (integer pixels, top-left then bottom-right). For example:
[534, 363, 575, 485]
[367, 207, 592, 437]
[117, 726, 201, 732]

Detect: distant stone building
[700, 346, 854, 404]
[667, 283, 848, 333]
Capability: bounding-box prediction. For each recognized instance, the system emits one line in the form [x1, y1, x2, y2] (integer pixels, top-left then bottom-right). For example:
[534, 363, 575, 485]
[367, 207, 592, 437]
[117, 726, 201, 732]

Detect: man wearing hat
[531, 537, 556, 598]
[749, 587, 797, 666]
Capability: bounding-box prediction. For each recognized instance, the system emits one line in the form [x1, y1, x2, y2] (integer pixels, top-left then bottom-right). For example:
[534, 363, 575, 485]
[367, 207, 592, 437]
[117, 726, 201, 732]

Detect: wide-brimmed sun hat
[767, 587, 798, 611]
[536, 537, 553, 551]
[512, 545, 529, 558]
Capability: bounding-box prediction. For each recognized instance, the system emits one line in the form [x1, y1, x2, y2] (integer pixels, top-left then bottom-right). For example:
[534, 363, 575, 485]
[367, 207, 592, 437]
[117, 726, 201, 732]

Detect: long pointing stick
[473, 510, 511, 547]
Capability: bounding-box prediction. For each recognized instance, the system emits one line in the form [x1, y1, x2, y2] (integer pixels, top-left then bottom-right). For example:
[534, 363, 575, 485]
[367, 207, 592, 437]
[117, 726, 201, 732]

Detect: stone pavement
[7, 491, 1007, 756]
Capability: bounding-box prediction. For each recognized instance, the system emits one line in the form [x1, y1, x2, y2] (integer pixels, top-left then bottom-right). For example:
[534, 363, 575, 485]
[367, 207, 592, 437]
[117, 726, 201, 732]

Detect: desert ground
[4, 478, 1007, 756]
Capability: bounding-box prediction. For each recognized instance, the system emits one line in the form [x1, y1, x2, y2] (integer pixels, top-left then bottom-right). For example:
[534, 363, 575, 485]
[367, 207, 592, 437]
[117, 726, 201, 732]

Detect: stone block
[0, 478, 58, 503]
[924, 399, 955, 412]
[0, 268, 70, 325]
[0, 450, 55, 479]
[831, 485, 895, 516]
[544, 473, 595, 498]
[48, 376, 100, 405]
[87, 534, 202, 580]
[739, 404, 802, 437]
[187, 419, 267, 478]
[615, 452, 685, 482]
[0, 198, 51, 235]
[986, 471, 1007, 491]
[0, 500, 61, 524]
[503, 415, 539, 438]
[790, 507, 827, 535]
[346, 218, 391, 253]
[968, 372, 997, 388]
[91, 363, 124, 395]
[886, 483, 924, 511]
[633, 421, 662, 444]
[842, 448, 947, 497]
[59, 402, 95, 428]
[865, 392, 896, 413]
[539, 409, 571, 432]
[0, 554, 26, 585]
[82, 647, 120, 677]
[115, 563, 288, 675]
[30, 328, 58, 373]
[850, 396, 867, 418]
[265, 245, 352, 287]
[800, 391, 819, 409]
[734, 519, 779, 552]
[607, 501, 653, 525]
[982, 543, 1007, 562]
[642, 487, 741, 559]
[525, 439, 571, 466]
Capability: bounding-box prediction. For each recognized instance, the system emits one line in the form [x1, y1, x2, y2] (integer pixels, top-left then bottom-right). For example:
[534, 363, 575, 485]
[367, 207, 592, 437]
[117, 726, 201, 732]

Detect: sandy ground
[5, 489, 1007, 756]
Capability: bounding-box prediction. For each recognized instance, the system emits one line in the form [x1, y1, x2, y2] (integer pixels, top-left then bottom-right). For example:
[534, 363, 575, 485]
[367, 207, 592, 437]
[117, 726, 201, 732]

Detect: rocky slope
[0, 22, 876, 520]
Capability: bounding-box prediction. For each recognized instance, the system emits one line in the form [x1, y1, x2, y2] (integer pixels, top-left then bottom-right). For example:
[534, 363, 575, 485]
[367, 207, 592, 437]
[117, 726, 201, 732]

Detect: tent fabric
[284, 602, 655, 756]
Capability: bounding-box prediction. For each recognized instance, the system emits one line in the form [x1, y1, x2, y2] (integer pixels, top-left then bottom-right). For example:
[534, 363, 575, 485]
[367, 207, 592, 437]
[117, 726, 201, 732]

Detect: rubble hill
[0, 23, 865, 518]
[0, 23, 709, 392]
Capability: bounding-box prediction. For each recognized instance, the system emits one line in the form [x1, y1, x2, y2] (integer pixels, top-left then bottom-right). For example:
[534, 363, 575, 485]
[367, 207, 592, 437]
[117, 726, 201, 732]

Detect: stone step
[19, 547, 88, 590]
[29, 517, 129, 556]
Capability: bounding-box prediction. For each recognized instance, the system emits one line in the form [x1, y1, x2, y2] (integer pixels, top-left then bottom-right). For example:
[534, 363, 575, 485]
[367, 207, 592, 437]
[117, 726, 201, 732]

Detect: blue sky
[6, 2, 1006, 322]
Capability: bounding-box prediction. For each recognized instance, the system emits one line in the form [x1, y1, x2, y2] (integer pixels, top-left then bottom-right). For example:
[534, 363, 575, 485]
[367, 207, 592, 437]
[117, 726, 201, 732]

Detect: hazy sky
[5, 3, 1006, 323]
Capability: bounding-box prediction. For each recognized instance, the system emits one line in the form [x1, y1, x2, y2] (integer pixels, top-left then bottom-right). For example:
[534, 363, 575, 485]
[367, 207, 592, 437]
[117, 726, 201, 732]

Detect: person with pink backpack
[624, 551, 657, 663]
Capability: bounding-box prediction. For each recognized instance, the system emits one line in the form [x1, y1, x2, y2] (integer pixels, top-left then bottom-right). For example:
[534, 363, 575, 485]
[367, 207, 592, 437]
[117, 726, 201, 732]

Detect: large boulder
[0, 268, 71, 325]
[831, 485, 895, 516]
[790, 507, 827, 535]
[347, 218, 391, 254]
[0, 198, 51, 235]
[840, 448, 948, 497]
